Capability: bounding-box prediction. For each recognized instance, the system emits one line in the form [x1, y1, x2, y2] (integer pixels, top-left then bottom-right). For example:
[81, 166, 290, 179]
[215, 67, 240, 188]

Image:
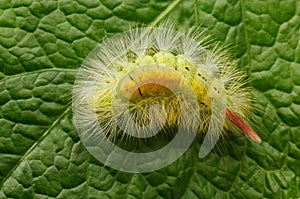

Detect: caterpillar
[72, 24, 261, 170]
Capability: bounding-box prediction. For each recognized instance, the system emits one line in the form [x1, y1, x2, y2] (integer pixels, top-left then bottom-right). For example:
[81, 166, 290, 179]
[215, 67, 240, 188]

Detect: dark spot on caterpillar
[198, 73, 207, 81]
[185, 67, 190, 71]
[213, 87, 220, 93]
[200, 102, 208, 108]
[146, 47, 158, 56]
[138, 88, 143, 96]
[127, 50, 137, 62]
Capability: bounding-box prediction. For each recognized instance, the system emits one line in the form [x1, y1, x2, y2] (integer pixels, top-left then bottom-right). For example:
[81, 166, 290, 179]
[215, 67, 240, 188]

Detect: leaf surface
[0, 0, 299, 198]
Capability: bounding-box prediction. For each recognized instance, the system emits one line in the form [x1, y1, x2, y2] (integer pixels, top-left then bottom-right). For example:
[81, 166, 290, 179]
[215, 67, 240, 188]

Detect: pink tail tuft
[226, 108, 261, 142]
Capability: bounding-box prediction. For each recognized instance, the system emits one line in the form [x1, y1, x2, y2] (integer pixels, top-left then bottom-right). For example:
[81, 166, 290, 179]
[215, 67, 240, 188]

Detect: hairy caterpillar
[72, 23, 261, 171]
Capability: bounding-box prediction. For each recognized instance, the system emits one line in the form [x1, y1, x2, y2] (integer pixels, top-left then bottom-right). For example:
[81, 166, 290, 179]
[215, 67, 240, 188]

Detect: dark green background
[0, 0, 299, 198]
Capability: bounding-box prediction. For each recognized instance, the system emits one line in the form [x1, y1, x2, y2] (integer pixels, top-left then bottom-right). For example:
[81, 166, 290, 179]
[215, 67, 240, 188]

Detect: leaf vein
[0, 106, 72, 189]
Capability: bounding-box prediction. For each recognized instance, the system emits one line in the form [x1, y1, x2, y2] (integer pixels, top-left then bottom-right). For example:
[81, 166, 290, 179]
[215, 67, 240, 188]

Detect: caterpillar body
[72, 24, 261, 166]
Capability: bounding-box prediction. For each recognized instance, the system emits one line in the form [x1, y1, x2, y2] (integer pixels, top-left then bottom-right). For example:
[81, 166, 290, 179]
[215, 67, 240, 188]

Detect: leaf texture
[0, 0, 299, 198]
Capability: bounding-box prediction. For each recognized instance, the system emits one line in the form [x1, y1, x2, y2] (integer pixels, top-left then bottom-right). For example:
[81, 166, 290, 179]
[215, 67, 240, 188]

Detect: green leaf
[0, 0, 299, 198]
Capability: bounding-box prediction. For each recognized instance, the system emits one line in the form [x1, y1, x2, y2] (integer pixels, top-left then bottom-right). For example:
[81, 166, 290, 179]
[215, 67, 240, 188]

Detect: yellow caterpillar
[72, 24, 261, 162]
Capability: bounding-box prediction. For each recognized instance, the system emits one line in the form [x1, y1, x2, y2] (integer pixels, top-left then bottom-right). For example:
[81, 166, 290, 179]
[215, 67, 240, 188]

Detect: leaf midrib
[0, 68, 78, 82]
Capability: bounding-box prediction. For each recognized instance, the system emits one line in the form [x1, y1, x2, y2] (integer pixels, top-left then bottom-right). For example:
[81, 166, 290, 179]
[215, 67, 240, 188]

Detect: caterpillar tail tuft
[226, 108, 261, 142]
